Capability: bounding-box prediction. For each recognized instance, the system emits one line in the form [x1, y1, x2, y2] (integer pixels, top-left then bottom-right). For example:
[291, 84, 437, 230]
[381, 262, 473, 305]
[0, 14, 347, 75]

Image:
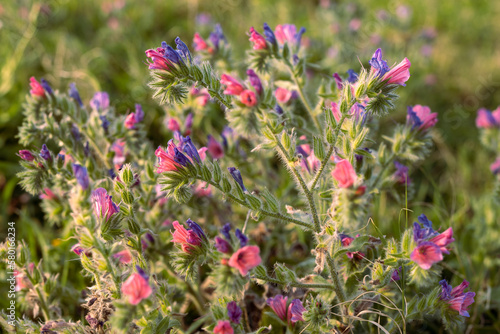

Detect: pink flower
[288, 299, 306, 324]
[40, 188, 57, 200]
[440, 280, 475, 317]
[384, 58, 411, 86]
[331, 102, 341, 122]
[491, 158, 500, 175]
[193, 32, 212, 53]
[207, 135, 224, 159]
[111, 140, 126, 169]
[249, 27, 267, 50]
[191, 87, 210, 106]
[29, 77, 45, 97]
[171, 221, 201, 253]
[410, 241, 443, 270]
[155, 141, 181, 173]
[267, 295, 306, 325]
[407, 105, 438, 130]
[331, 160, 357, 188]
[267, 295, 288, 321]
[121, 272, 152, 305]
[71, 243, 85, 256]
[113, 249, 132, 264]
[167, 118, 180, 132]
[429, 227, 454, 254]
[213, 320, 233, 334]
[476, 108, 500, 128]
[275, 87, 293, 104]
[221, 74, 245, 95]
[92, 188, 119, 222]
[240, 89, 257, 107]
[193, 181, 212, 197]
[228, 245, 262, 276]
[124, 113, 137, 129]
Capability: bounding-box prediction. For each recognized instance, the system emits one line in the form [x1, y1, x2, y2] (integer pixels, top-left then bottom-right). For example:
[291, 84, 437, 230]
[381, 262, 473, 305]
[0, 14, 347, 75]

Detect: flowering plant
[6, 21, 477, 333]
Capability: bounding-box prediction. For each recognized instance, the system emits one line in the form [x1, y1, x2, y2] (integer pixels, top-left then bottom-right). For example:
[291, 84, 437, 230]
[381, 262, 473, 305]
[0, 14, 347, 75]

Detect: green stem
[202, 178, 313, 230]
[309, 112, 349, 190]
[271, 129, 321, 233]
[325, 252, 347, 312]
[286, 64, 321, 131]
[25, 271, 50, 321]
[372, 152, 396, 188]
[255, 275, 335, 290]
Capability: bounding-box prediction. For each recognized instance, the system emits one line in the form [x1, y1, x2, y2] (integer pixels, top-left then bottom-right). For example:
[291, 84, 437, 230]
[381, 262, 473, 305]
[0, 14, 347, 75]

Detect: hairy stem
[25, 270, 51, 321]
[325, 252, 347, 310]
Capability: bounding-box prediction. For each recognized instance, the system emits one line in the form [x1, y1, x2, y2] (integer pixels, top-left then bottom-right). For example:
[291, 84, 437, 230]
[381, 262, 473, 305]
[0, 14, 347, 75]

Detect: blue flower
[227, 167, 247, 192]
[186, 218, 207, 241]
[72, 164, 89, 190]
[263, 23, 277, 45]
[40, 78, 53, 95]
[235, 229, 248, 247]
[221, 223, 232, 240]
[347, 69, 359, 83]
[69, 83, 83, 106]
[39, 144, 51, 160]
[175, 37, 192, 63]
[369, 48, 389, 77]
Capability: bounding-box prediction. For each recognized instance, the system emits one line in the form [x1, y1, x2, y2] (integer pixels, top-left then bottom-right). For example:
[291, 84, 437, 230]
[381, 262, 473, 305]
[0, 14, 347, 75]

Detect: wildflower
[429, 227, 454, 254]
[331, 102, 341, 122]
[124, 104, 145, 129]
[72, 164, 89, 190]
[249, 27, 267, 50]
[40, 188, 57, 200]
[186, 218, 208, 242]
[111, 139, 126, 169]
[175, 37, 192, 63]
[275, 87, 293, 104]
[69, 83, 83, 107]
[439, 280, 475, 317]
[92, 188, 119, 222]
[171, 220, 202, 253]
[410, 241, 442, 270]
[71, 243, 85, 256]
[394, 161, 410, 184]
[40, 144, 51, 161]
[193, 32, 212, 53]
[275, 24, 306, 48]
[215, 237, 232, 254]
[228, 245, 262, 275]
[347, 69, 359, 83]
[39, 78, 53, 95]
[220, 74, 245, 95]
[100, 115, 110, 132]
[155, 141, 185, 173]
[221, 223, 232, 240]
[391, 267, 402, 281]
[213, 320, 233, 334]
[90, 92, 110, 110]
[235, 229, 248, 247]
[339, 233, 354, 247]
[167, 118, 180, 132]
[369, 48, 411, 86]
[263, 23, 277, 45]
[121, 269, 152, 305]
[491, 158, 500, 174]
[267, 295, 288, 321]
[332, 160, 357, 188]
[476, 107, 500, 128]
[247, 69, 263, 95]
[227, 167, 247, 191]
[29, 77, 45, 97]
[240, 89, 257, 107]
[227, 301, 242, 324]
[288, 299, 306, 324]
[407, 105, 438, 130]
[333, 73, 343, 90]
[191, 87, 210, 107]
[113, 249, 132, 264]
[209, 24, 226, 50]
[18, 150, 35, 161]
[207, 135, 224, 159]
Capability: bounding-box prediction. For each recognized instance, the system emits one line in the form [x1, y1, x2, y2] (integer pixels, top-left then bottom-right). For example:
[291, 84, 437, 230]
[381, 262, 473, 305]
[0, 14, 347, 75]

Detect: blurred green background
[1, 0, 500, 330]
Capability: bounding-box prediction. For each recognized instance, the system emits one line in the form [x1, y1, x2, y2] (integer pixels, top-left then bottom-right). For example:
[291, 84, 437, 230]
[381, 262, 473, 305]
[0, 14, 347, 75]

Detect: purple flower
[221, 223, 232, 240]
[439, 280, 475, 317]
[407, 105, 438, 130]
[84, 142, 90, 157]
[92, 188, 119, 222]
[100, 115, 109, 132]
[209, 24, 226, 50]
[228, 167, 247, 192]
[215, 237, 231, 253]
[175, 37, 192, 63]
[288, 299, 306, 324]
[39, 144, 51, 160]
[246, 69, 262, 95]
[267, 295, 288, 321]
[413, 214, 438, 243]
[235, 229, 248, 247]
[136, 265, 149, 281]
[391, 267, 401, 281]
[162, 42, 182, 64]
[19, 150, 35, 161]
[40, 78, 53, 95]
[71, 243, 85, 256]
[180, 136, 202, 164]
[227, 301, 242, 324]
[71, 124, 81, 141]
[263, 23, 277, 45]
[275, 24, 305, 49]
[369, 48, 390, 77]
[72, 164, 89, 190]
[207, 135, 224, 159]
[333, 73, 343, 90]
[347, 69, 358, 83]
[394, 161, 410, 184]
[69, 83, 83, 107]
[173, 147, 192, 167]
[90, 92, 110, 110]
[476, 108, 500, 128]
[186, 218, 207, 242]
[491, 158, 500, 174]
[274, 104, 284, 115]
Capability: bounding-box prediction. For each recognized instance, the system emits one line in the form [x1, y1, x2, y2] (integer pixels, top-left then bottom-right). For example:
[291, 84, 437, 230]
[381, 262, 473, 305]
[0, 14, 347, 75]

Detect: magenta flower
[249, 27, 267, 50]
[124, 104, 145, 130]
[439, 280, 475, 317]
[407, 105, 438, 130]
[213, 320, 233, 334]
[331, 160, 357, 188]
[246, 69, 263, 95]
[331, 102, 341, 122]
[491, 158, 500, 174]
[267, 295, 288, 321]
[29, 77, 45, 97]
[220, 74, 245, 95]
[240, 89, 257, 107]
[215, 237, 232, 254]
[90, 92, 110, 110]
[193, 32, 212, 53]
[288, 299, 306, 324]
[275, 24, 306, 48]
[167, 118, 180, 132]
[476, 107, 500, 128]
[72, 164, 89, 190]
[369, 48, 411, 86]
[121, 271, 152, 305]
[111, 139, 126, 169]
[18, 150, 35, 161]
[207, 135, 224, 159]
[71, 243, 85, 256]
[113, 249, 132, 264]
[275, 87, 293, 104]
[155, 142, 182, 173]
[228, 245, 262, 276]
[171, 220, 202, 253]
[394, 161, 410, 184]
[333, 73, 343, 90]
[410, 241, 443, 270]
[429, 227, 454, 254]
[92, 188, 119, 222]
[227, 301, 242, 324]
[40, 188, 57, 200]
